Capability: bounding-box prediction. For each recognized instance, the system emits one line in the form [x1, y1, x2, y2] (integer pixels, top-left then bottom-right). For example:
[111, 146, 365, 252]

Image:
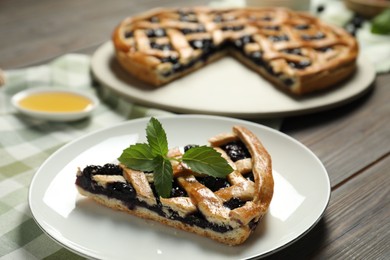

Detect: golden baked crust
[75, 125, 273, 246]
[112, 7, 358, 95]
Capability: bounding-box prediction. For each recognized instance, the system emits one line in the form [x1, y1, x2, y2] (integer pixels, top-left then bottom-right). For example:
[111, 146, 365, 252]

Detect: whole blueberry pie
[112, 7, 358, 95]
[75, 125, 273, 246]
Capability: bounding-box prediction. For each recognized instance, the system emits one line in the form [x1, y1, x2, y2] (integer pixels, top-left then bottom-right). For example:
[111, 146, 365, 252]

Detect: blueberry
[223, 198, 246, 209]
[249, 51, 264, 66]
[268, 35, 289, 42]
[316, 46, 332, 52]
[302, 32, 325, 41]
[295, 24, 310, 30]
[124, 31, 133, 38]
[221, 141, 250, 162]
[197, 176, 230, 191]
[184, 144, 199, 152]
[284, 48, 302, 55]
[107, 182, 136, 201]
[288, 60, 311, 69]
[149, 16, 159, 23]
[145, 28, 166, 37]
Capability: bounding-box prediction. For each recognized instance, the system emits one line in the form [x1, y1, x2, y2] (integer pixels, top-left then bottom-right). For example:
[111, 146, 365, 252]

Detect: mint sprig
[118, 117, 234, 198]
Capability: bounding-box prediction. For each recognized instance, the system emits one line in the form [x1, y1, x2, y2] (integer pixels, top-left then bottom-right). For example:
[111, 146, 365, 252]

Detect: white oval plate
[12, 87, 99, 122]
[29, 115, 331, 259]
[91, 41, 375, 118]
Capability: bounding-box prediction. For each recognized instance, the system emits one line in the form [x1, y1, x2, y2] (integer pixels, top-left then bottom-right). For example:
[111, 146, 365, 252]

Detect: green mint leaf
[146, 117, 168, 156]
[118, 143, 156, 171]
[371, 9, 390, 35]
[153, 155, 173, 198]
[182, 146, 234, 178]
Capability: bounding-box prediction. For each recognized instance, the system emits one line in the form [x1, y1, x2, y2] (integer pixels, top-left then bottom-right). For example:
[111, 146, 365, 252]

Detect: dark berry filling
[268, 35, 289, 42]
[76, 164, 234, 233]
[288, 60, 311, 70]
[189, 39, 213, 50]
[180, 26, 206, 35]
[220, 141, 250, 162]
[145, 28, 166, 38]
[224, 198, 246, 210]
[184, 144, 199, 152]
[196, 176, 230, 192]
[264, 25, 280, 31]
[282, 78, 295, 87]
[150, 42, 173, 51]
[284, 48, 303, 56]
[221, 25, 244, 31]
[233, 35, 254, 50]
[124, 31, 133, 38]
[301, 32, 325, 41]
[316, 46, 333, 52]
[295, 24, 310, 30]
[149, 16, 160, 23]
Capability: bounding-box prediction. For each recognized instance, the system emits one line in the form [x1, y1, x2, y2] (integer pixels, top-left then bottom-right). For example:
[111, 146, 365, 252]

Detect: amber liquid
[19, 92, 92, 112]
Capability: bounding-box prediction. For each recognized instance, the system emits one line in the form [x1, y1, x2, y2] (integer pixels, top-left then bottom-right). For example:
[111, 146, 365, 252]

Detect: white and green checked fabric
[0, 54, 174, 259]
[0, 54, 281, 259]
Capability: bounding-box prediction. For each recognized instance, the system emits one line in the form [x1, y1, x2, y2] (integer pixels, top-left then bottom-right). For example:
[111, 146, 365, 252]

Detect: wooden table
[1, 0, 389, 259]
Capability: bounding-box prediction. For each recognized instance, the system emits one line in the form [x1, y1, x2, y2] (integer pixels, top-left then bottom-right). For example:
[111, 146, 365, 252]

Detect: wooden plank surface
[1, 0, 389, 259]
[282, 73, 390, 187]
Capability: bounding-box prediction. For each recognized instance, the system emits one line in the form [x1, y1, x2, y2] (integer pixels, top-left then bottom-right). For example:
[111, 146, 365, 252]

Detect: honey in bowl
[18, 91, 93, 113]
[12, 88, 99, 121]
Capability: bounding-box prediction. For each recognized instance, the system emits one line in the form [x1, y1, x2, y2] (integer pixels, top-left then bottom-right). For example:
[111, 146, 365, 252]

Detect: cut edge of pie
[112, 6, 358, 96]
[75, 125, 273, 246]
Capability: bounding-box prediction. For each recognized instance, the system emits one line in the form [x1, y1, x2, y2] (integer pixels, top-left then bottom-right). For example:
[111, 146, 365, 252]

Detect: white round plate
[11, 87, 99, 122]
[29, 115, 330, 259]
[91, 41, 374, 118]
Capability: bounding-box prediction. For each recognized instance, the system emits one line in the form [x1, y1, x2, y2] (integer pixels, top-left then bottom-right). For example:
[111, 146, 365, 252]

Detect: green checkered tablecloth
[0, 54, 176, 260]
[0, 54, 281, 259]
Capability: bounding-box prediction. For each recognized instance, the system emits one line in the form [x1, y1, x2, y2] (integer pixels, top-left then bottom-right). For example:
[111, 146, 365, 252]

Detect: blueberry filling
[180, 26, 206, 35]
[301, 32, 325, 41]
[283, 78, 295, 87]
[178, 11, 198, 23]
[124, 31, 133, 38]
[295, 24, 310, 30]
[220, 141, 250, 162]
[268, 35, 289, 42]
[161, 42, 221, 77]
[76, 165, 234, 233]
[171, 181, 187, 197]
[196, 176, 230, 192]
[159, 55, 179, 64]
[224, 198, 246, 210]
[245, 172, 255, 182]
[189, 39, 213, 50]
[288, 60, 311, 69]
[149, 16, 160, 23]
[145, 28, 166, 37]
[234, 35, 254, 49]
[221, 25, 244, 31]
[184, 144, 199, 152]
[248, 51, 265, 66]
[150, 42, 173, 51]
[316, 46, 333, 52]
[284, 48, 302, 56]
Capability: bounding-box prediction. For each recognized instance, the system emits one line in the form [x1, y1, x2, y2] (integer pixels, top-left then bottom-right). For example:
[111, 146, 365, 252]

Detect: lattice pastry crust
[75, 126, 273, 246]
[112, 7, 358, 95]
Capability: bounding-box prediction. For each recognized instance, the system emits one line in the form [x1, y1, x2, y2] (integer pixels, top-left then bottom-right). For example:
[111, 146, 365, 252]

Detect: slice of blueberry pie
[112, 7, 358, 95]
[75, 123, 273, 246]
